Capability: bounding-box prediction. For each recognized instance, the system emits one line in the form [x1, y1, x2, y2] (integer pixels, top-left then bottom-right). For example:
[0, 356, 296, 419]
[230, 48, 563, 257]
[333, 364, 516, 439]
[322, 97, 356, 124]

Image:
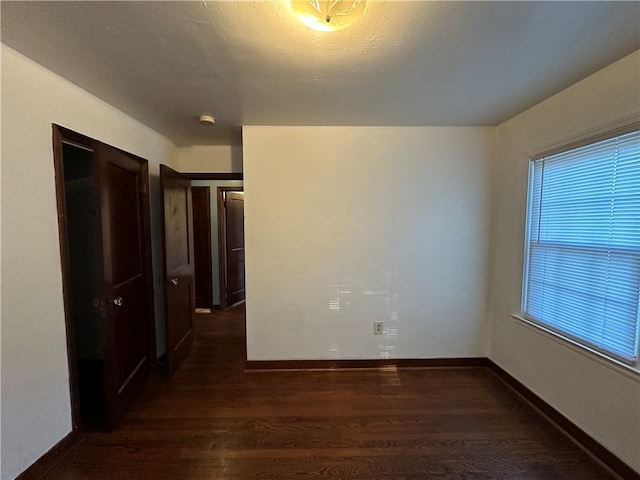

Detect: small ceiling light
[199, 114, 215, 126]
[291, 0, 367, 32]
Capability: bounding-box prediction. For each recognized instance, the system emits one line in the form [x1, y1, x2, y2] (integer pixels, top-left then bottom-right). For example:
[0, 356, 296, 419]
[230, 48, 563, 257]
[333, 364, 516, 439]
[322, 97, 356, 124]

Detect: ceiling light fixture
[199, 114, 215, 126]
[290, 0, 367, 32]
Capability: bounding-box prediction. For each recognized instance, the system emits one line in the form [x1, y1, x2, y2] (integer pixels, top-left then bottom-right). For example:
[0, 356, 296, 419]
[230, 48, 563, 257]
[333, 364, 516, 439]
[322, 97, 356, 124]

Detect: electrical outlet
[374, 321, 383, 335]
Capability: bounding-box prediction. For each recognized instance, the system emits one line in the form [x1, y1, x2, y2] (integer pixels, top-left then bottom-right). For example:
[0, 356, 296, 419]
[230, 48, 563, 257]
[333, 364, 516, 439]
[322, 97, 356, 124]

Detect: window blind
[524, 129, 640, 363]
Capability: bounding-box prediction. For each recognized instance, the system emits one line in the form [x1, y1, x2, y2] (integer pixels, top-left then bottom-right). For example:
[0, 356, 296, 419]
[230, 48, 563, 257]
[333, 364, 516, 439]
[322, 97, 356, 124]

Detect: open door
[160, 165, 195, 376]
[54, 126, 155, 431]
[224, 191, 246, 307]
[96, 144, 154, 428]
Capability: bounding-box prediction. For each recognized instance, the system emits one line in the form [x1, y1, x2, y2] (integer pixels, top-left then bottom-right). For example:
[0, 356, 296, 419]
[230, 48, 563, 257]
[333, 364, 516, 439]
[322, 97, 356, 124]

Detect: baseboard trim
[487, 360, 639, 480]
[15, 429, 81, 480]
[245, 357, 490, 371]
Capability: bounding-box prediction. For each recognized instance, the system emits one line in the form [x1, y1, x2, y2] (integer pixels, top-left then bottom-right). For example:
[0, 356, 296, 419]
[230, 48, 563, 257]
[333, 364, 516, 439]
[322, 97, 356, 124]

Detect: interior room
[1, 1, 639, 479]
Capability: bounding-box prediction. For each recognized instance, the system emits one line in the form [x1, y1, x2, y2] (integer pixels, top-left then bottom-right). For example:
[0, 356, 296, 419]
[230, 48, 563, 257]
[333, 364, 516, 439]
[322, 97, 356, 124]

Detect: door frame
[181, 172, 243, 311]
[52, 124, 156, 431]
[217, 186, 244, 310]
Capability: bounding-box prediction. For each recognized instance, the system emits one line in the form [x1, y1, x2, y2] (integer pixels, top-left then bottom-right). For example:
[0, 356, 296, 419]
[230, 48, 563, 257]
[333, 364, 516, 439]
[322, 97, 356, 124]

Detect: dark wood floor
[44, 305, 616, 479]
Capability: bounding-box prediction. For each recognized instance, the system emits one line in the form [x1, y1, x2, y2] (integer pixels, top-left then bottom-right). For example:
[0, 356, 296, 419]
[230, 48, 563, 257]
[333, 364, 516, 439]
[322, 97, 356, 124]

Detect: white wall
[0, 44, 180, 480]
[177, 145, 242, 173]
[243, 126, 493, 361]
[488, 50, 640, 472]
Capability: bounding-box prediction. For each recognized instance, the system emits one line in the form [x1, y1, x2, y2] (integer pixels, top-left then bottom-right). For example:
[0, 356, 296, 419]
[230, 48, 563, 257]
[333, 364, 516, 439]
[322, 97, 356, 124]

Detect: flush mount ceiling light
[291, 0, 367, 32]
[199, 114, 215, 126]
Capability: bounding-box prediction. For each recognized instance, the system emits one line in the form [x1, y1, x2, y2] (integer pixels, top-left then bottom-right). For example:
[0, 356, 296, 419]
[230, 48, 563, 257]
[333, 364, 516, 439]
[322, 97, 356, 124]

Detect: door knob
[170, 278, 179, 286]
[109, 297, 123, 307]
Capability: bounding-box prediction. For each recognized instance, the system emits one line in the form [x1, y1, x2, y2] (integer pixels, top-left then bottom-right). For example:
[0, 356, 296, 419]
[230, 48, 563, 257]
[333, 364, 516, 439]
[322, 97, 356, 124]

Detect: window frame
[520, 122, 640, 366]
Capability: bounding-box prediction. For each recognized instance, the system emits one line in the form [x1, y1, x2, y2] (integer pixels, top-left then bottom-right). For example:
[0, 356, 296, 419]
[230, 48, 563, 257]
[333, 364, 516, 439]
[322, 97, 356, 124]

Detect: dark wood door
[225, 191, 245, 306]
[160, 165, 195, 376]
[96, 144, 152, 429]
[192, 186, 213, 309]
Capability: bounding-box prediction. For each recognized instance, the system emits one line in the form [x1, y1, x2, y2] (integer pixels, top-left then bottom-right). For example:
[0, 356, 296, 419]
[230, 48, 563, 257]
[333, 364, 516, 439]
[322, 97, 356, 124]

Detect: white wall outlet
[374, 321, 383, 335]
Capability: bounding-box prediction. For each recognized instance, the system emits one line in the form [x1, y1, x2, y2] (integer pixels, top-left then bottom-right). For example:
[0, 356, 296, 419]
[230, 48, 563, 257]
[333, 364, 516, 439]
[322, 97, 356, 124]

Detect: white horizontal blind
[524, 130, 640, 363]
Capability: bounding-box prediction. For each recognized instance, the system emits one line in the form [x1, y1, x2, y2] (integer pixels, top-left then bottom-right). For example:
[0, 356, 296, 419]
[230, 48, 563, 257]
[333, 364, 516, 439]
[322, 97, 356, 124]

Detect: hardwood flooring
[43, 305, 617, 479]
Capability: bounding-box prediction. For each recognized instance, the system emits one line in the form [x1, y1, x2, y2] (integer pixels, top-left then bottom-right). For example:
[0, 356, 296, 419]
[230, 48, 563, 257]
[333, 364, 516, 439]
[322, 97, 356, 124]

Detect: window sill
[510, 313, 640, 383]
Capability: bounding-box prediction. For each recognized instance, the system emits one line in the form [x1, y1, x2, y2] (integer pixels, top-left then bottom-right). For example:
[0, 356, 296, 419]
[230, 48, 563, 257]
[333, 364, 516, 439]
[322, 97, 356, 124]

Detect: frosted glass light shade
[291, 0, 367, 32]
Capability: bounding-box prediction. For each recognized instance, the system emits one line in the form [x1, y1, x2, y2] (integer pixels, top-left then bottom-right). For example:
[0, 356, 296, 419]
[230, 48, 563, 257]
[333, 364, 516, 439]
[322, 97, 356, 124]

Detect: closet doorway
[53, 125, 155, 431]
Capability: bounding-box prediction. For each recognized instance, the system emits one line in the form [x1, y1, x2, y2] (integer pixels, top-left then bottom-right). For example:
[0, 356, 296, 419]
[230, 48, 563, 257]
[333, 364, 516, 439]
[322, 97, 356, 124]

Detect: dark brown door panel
[160, 164, 195, 376]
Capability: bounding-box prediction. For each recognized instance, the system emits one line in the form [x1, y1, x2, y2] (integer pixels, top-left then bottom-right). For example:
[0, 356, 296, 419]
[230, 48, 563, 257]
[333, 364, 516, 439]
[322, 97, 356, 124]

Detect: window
[522, 127, 640, 364]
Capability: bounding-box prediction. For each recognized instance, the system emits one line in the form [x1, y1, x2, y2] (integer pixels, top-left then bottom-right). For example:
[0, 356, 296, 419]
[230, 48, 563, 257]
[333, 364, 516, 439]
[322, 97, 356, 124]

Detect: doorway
[189, 177, 243, 310]
[159, 172, 244, 376]
[61, 141, 104, 427]
[53, 126, 155, 431]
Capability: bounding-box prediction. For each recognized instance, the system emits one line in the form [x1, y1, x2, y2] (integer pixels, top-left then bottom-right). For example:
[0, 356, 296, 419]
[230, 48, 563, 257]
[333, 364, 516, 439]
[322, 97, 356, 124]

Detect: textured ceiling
[2, 1, 639, 146]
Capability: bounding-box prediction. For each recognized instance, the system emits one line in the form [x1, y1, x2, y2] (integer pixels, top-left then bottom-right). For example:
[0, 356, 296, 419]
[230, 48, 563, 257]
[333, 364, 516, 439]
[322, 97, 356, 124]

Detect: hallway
[39, 306, 615, 479]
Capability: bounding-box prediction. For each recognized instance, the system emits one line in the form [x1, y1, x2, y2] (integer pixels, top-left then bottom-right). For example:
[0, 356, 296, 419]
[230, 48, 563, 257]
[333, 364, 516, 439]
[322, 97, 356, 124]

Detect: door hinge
[140, 182, 148, 195]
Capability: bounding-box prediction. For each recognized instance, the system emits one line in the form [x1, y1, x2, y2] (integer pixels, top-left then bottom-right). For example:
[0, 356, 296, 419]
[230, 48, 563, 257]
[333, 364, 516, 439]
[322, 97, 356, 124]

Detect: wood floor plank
[42, 305, 618, 479]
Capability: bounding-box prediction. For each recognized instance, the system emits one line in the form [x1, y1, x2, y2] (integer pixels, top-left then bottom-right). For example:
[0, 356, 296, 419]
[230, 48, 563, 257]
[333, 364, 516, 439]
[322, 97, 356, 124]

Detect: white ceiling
[2, 1, 639, 146]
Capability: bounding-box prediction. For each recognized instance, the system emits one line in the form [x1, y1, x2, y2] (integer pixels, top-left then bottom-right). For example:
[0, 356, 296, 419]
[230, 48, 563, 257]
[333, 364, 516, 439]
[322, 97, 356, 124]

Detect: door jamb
[52, 125, 86, 431]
